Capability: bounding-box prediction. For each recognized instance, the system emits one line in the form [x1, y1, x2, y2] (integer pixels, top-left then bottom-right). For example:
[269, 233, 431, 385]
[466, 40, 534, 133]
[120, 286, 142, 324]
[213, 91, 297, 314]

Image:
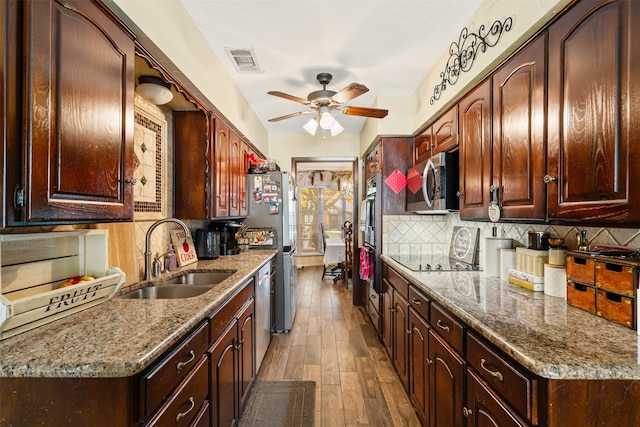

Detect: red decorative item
[407, 168, 423, 194]
[384, 169, 408, 194]
[183, 240, 190, 253]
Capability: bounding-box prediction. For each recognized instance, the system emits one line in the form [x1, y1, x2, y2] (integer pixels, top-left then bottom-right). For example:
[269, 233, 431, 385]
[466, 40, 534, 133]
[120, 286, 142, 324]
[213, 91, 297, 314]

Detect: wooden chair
[336, 221, 353, 284]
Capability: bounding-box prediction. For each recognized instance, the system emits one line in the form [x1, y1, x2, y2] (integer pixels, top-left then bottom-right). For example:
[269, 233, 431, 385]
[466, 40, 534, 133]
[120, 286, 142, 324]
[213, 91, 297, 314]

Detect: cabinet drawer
[430, 302, 464, 354]
[368, 285, 381, 312]
[209, 279, 254, 342]
[595, 261, 635, 296]
[567, 281, 596, 314]
[383, 264, 409, 298]
[467, 333, 539, 425]
[408, 286, 429, 320]
[142, 321, 209, 418]
[596, 289, 635, 329]
[145, 355, 209, 427]
[566, 256, 595, 285]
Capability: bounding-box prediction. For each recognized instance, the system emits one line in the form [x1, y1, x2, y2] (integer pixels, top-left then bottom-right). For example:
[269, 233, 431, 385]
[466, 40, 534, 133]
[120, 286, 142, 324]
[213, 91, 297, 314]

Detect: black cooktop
[388, 254, 481, 272]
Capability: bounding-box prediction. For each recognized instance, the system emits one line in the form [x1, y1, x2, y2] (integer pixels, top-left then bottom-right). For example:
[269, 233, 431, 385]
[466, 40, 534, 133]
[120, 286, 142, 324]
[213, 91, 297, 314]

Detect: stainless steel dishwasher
[255, 262, 271, 372]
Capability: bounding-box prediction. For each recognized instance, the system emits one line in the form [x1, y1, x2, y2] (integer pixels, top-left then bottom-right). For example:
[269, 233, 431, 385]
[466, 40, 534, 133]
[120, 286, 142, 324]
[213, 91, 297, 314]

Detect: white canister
[484, 237, 512, 277]
[543, 263, 567, 299]
[500, 248, 516, 281]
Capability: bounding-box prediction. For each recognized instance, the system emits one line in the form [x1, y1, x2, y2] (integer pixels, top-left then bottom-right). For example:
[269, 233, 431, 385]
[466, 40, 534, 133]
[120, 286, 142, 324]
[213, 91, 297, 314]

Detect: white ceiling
[180, 0, 484, 135]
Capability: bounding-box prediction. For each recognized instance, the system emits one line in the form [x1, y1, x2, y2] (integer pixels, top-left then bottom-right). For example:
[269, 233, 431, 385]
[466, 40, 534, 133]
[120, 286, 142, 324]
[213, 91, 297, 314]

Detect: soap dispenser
[165, 244, 178, 272]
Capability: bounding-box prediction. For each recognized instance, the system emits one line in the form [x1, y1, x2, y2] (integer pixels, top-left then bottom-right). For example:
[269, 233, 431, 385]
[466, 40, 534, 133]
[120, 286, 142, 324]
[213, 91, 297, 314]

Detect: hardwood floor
[257, 266, 421, 427]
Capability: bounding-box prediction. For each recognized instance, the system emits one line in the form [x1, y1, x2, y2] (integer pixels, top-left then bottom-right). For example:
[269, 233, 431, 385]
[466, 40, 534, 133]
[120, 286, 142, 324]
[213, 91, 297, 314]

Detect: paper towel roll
[484, 237, 512, 277]
[544, 263, 567, 299]
[500, 248, 516, 281]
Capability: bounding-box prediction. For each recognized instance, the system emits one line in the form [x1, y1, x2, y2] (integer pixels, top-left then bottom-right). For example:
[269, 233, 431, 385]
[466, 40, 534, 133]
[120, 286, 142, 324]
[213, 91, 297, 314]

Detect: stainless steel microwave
[406, 151, 459, 213]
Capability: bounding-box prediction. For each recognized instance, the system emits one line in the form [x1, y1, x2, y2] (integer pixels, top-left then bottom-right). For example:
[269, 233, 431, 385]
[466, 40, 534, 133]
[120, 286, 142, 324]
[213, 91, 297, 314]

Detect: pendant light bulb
[318, 106, 335, 130]
[303, 117, 319, 135]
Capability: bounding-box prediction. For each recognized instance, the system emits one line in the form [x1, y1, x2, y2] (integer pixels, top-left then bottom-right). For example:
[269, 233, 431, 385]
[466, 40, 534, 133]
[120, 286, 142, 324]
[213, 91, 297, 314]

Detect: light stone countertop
[382, 255, 640, 380]
[0, 250, 276, 378]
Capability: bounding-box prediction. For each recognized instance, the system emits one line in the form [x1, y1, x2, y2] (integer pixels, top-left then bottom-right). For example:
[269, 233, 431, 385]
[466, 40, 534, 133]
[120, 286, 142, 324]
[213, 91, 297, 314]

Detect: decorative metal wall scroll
[430, 17, 513, 105]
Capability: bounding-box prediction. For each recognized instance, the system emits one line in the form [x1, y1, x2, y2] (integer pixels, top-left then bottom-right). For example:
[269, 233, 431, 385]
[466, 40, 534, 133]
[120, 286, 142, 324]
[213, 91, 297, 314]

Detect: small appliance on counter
[194, 229, 220, 260]
[211, 221, 242, 255]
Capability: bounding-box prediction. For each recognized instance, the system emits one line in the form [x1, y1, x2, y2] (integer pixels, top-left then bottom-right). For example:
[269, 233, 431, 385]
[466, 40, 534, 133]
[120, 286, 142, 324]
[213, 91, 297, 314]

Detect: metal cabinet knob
[456, 191, 463, 198]
[125, 178, 137, 185]
[543, 175, 557, 183]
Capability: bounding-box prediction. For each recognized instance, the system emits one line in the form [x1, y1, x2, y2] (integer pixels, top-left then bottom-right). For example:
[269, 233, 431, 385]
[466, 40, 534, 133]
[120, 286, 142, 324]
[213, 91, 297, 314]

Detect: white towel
[359, 200, 366, 232]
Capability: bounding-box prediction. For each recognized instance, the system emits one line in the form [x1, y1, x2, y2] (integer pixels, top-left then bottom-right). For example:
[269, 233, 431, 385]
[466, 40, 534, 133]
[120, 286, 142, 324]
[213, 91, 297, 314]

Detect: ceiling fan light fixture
[319, 106, 335, 130]
[330, 121, 344, 136]
[303, 118, 319, 135]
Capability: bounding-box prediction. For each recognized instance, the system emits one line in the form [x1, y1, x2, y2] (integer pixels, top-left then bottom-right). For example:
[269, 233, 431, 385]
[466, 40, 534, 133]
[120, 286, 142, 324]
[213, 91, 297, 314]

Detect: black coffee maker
[212, 221, 242, 255]
[194, 229, 220, 260]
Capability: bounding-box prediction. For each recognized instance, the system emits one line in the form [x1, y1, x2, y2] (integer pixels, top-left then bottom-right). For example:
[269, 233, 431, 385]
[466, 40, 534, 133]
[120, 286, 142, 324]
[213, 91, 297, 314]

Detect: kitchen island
[381, 254, 640, 426]
[0, 249, 276, 426]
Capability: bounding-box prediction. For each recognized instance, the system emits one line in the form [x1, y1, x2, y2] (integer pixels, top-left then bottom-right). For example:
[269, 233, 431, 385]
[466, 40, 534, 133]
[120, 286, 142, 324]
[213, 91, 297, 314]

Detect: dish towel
[359, 200, 367, 232]
[359, 247, 373, 281]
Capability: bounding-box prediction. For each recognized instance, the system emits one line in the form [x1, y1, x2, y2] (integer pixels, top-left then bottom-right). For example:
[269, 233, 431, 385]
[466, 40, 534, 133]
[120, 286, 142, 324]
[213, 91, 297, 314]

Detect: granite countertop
[0, 250, 276, 379]
[382, 254, 640, 381]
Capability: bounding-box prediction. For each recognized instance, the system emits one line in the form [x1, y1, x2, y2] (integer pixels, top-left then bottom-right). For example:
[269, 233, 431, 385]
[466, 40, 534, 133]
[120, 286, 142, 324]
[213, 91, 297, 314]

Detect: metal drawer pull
[463, 407, 473, 417]
[436, 319, 450, 332]
[480, 358, 504, 381]
[176, 350, 196, 371]
[176, 397, 195, 422]
[411, 298, 422, 306]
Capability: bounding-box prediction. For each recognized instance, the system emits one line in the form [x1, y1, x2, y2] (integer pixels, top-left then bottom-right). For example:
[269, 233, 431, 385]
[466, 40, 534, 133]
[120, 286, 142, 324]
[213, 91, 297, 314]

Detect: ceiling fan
[267, 73, 388, 135]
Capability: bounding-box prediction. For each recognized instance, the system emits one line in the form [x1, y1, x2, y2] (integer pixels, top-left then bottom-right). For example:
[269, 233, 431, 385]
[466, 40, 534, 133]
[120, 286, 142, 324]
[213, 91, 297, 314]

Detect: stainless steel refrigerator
[245, 171, 298, 332]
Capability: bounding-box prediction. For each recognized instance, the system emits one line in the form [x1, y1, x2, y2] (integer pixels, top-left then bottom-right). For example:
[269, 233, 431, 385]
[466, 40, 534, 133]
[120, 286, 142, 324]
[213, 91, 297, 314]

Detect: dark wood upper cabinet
[547, 0, 640, 223]
[413, 128, 433, 166]
[492, 33, 546, 221]
[431, 106, 458, 155]
[7, 0, 135, 224]
[458, 80, 492, 220]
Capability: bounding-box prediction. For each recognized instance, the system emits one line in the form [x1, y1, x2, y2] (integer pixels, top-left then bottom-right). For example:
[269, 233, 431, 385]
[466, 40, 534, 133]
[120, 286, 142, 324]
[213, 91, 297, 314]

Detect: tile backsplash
[383, 213, 640, 268]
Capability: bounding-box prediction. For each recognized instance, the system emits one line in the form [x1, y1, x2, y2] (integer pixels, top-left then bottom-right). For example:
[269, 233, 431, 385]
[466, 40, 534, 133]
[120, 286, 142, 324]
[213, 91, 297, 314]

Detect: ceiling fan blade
[267, 91, 310, 105]
[341, 106, 388, 119]
[268, 111, 314, 122]
[331, 83, 369, 103]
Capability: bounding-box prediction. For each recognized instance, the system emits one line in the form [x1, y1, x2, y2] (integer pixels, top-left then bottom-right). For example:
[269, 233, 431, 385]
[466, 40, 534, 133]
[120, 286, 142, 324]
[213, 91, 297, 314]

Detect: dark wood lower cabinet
[429, 330, 465, 427]
[409, 308, 430, 426]
[466, 368, 528, 427]
[210, 321, 238, 427]
[238, 299, 255, 409]
[392, 291, 410, 392]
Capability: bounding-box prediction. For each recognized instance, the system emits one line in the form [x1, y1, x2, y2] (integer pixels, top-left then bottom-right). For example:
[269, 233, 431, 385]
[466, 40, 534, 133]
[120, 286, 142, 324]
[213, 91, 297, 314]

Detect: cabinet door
[429, 330, 465, 427]
[547, 0, 640, 223]
[239, 143, 250, 217]
[392, 291, 409, 392]
[237, 299, 255, 409]
[214, 118, 230, 218]
[432, 106, 458, 155]
[458, 80, 492, 220]
[492, 34, 546, 221]
[414, 127, 433, 165]
[17, 0, 134, 223]
[210, 320, 238, 427]
[409, 308, 430, 426]
[466, 368, 528, 427]
[381, 278, 393, 358]
[228, 130, 241, 217]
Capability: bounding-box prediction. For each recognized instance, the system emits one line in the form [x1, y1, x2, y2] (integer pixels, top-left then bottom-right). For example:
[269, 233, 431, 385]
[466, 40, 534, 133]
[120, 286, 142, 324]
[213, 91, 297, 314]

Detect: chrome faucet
[144, 218, 191, 281]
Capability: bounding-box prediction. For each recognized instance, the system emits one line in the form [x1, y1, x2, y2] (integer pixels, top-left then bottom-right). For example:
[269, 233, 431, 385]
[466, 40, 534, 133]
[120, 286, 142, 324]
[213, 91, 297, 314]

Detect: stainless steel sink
[118, 270, 237, 299]
[119, 284, 214, 299]
[161, 270, 236, 285]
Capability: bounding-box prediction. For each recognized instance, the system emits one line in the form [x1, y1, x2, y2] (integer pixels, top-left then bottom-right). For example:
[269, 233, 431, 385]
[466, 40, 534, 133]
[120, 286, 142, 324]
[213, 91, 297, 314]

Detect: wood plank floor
[257, 266, 422, 427]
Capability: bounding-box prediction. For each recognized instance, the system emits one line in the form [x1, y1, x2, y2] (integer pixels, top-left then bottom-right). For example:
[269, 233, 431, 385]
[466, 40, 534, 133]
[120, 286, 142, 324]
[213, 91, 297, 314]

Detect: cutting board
[90, 222, 138, 285]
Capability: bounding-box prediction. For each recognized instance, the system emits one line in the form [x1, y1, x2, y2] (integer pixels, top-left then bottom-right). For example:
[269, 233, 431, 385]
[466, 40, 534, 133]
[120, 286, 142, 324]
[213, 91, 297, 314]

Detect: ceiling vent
[225, 47, 263, 73]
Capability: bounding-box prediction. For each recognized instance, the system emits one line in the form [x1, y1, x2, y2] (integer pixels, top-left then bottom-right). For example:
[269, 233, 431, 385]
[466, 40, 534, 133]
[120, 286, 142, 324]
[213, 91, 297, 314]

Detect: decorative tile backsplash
[383, 213, 640, 268]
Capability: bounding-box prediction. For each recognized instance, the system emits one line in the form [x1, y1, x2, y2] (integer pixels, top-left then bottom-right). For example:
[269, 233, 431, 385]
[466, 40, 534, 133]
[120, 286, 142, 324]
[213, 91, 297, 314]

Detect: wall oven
[406, 151, 459, 214]
[363, 176, 377, 248]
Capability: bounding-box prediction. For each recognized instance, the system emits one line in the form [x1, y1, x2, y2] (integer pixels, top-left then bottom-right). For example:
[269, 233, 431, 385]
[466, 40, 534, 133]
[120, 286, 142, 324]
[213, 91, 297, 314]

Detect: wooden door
[547, 0, 640, 223]
[381, 278, 393, 358]
[210, 320, 238, 427]
[429, 330, 465, 427]
[432, 106, 458, 155]
[228, 130, 241, 217]
[174, 110, 209, 219]
[392, 291, 409, 392]
[237, 299, 255, 409]
[239, 143, 251, 216]
[492, 34, 546, 221]
[466, 368, 528, 427]
[409, 308, 430, 426]
[414, 126, 433, 165]
[214, 118, 230, 218]
[458, 80, 492, 220]
[16, 0, 134, 223]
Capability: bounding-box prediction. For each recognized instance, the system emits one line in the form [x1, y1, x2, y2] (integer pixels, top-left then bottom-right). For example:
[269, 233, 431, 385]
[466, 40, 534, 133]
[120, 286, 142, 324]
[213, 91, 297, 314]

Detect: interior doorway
[291, 157, 362, 305]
